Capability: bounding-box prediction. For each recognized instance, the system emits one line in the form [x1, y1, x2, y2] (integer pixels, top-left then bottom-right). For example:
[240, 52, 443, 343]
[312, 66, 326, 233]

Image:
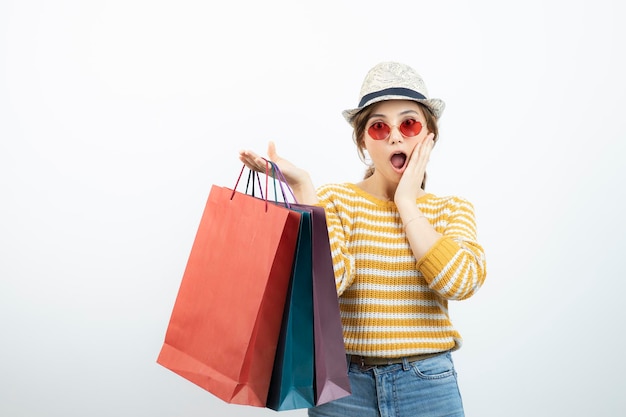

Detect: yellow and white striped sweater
[317, 183, 487, 357]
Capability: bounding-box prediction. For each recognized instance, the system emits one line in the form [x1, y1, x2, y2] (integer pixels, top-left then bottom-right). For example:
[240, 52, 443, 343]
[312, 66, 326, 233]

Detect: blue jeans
[308, 352, 464, 417]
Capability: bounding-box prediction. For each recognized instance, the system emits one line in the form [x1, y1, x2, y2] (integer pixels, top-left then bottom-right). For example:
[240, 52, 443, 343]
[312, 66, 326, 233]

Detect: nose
[388, 126, 403, 144]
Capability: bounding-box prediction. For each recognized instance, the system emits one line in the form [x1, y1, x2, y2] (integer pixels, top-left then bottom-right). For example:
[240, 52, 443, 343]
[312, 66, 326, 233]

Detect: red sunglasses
[367, 118, 423, 140]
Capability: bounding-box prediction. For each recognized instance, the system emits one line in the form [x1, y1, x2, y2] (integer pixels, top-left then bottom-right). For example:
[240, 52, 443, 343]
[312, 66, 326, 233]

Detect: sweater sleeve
[416, 197, 487, 300]
[316, 185, 356, 296]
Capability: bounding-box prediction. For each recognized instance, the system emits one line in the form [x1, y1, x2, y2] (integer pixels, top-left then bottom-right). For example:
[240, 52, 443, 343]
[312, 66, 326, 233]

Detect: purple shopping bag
[294, 204, 351, 405]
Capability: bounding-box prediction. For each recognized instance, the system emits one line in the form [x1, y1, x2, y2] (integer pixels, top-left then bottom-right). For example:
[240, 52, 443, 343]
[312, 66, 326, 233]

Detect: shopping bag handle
[231, 160, 271, 211]
[244, 168, 265, 200]
[268, 162, 298, 205]
[230, 160, 299, 211]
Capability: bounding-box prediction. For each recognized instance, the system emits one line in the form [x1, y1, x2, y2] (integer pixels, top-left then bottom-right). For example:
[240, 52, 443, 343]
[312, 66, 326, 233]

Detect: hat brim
[342, 95, 445, 125]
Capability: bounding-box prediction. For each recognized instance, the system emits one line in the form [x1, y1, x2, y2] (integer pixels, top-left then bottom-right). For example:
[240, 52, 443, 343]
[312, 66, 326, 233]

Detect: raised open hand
[394, 133, 435, 206]
[238, 141, 319, 204]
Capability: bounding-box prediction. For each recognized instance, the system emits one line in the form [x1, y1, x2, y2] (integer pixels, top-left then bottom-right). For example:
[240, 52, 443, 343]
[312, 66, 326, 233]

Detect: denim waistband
[347, 352, 444, 367]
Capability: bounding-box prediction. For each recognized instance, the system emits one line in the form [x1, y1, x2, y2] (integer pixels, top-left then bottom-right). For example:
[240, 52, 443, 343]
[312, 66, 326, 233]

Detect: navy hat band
[358, 87, 427, 107]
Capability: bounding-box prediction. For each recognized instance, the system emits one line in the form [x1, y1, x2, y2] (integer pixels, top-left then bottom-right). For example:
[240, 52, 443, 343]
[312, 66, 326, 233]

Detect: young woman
[240, 61, 487, 417]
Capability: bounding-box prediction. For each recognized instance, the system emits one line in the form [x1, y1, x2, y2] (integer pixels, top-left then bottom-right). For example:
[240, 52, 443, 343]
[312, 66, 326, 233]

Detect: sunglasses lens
[368, 122, 391, 140]
[399, 119, 422, 137]
[368, 119, 423, 140]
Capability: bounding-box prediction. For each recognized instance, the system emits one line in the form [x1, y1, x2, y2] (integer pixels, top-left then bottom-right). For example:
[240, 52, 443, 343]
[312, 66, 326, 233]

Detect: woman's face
[362, 100, 430, 182]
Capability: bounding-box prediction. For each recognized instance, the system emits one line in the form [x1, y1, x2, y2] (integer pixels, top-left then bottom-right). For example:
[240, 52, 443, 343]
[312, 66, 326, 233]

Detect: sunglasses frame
[367, 118, 423, 141]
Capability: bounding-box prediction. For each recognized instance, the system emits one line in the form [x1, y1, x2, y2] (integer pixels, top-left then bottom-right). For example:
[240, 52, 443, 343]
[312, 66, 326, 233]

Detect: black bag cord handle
[231, 160, 299, 212]
[231, 160, 271, 211]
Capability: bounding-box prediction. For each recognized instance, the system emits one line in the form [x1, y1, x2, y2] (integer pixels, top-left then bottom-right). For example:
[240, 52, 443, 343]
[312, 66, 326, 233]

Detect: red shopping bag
[157, 166, 301, 407]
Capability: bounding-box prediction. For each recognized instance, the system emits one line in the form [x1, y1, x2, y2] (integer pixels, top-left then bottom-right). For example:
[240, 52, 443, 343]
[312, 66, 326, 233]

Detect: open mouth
[390, 152, 407, 170]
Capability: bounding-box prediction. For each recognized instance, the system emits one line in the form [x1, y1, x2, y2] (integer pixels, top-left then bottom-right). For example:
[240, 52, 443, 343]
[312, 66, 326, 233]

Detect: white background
[1, 1, 625, 416]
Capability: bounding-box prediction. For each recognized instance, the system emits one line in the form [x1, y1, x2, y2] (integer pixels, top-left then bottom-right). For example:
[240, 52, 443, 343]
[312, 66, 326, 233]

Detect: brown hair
[352, 102, 439, 189]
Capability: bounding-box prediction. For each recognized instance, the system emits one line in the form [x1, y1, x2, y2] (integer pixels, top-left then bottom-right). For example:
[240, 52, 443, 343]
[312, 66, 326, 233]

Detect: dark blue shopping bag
[266, 210, 316, 411]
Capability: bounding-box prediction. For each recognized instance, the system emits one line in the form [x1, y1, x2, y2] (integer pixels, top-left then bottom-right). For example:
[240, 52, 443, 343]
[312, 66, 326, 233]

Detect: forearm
[416, 238, 486, 300]
[400, 197, 487, 300]
[397, 203, 441, 260]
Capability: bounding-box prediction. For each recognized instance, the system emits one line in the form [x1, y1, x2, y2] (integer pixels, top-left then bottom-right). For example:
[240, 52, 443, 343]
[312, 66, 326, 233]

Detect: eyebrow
[369, 109, 419, 119]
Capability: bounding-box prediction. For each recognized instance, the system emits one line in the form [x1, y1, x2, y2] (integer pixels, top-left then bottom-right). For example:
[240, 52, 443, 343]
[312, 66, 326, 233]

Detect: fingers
[239, 141, 282, 173]
[400, 134, 434, 193]
[420, 133, 435, 159]
[416, 133, 435, 153]
[408, 134, 434, 167]
[267, 141, 278, 161]
[238, 149, 267, 172]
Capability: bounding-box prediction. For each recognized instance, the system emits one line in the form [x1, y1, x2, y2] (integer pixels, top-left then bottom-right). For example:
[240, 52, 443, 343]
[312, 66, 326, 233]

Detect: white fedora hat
[342, 61, 445, 124]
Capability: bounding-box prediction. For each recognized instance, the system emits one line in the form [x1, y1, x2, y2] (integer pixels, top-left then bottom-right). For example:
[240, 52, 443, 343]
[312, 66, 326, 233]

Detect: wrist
[289, 171, 311, 192]
[290, 173, 318, 204]
[403, 214, 427, 230]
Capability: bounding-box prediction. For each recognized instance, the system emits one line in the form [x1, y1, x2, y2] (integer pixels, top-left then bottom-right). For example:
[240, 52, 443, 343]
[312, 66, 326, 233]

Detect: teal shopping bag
[266, 210, 316, 411]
